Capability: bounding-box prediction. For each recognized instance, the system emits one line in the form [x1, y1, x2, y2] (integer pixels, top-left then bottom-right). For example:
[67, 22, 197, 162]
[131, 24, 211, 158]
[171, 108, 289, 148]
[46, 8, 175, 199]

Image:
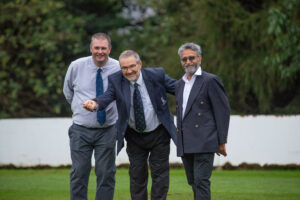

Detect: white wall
[0, 116, 299, 167]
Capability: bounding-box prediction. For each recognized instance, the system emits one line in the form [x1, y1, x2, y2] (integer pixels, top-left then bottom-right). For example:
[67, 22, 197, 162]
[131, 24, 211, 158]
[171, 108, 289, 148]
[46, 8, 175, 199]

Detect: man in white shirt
[175, 42, 230, 200]
[83, 50, 177, 200]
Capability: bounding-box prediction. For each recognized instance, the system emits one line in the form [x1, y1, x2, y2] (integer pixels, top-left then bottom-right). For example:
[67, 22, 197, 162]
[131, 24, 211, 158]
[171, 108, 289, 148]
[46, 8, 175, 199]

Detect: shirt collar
[182, 66, 202, 82]
[101, 58, 111, 72]
[91, 56, 111, 72]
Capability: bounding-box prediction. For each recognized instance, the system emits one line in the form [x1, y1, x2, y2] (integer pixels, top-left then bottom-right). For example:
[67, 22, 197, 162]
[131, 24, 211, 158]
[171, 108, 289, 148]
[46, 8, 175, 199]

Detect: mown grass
[0, 168, 300, 200]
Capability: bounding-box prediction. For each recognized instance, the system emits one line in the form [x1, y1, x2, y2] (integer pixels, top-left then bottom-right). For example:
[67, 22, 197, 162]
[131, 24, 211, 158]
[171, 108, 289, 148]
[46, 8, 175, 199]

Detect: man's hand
[83, 100, 97, 111]
[216, 144, 227, 157]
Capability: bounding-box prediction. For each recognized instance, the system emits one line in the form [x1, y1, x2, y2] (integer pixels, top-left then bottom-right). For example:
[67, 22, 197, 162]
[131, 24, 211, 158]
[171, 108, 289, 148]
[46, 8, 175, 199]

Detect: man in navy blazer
[83, 50, 177, 200]
[175, 43, 230, 200]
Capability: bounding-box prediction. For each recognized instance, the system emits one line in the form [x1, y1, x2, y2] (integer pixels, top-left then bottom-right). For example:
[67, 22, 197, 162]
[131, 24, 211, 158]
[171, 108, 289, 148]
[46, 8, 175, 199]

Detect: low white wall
[0, 116, 299, 167]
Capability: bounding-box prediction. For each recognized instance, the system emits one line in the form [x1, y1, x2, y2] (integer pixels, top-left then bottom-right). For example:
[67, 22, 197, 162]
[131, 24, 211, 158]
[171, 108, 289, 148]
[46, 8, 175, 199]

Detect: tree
[1, 0, 299, 117]
[0, 0, 86, 117]
[123, 0, 300, 114]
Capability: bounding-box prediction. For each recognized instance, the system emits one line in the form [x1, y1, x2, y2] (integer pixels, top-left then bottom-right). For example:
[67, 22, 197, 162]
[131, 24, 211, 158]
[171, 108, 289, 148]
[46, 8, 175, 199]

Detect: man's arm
[83, 77, 117, 112]
[164, 73, 177, 95]
[208, 76, 230, 156]
[63, 63, 74, 104]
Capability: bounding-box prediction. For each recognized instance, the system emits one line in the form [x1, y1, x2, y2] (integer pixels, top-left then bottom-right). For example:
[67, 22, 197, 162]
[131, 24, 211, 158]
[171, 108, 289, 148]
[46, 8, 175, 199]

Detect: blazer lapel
[177, 80, 185, 120]
[183, 75, 204, 119]
[142, 69, 158, 111]
[121, 76, 131, 116]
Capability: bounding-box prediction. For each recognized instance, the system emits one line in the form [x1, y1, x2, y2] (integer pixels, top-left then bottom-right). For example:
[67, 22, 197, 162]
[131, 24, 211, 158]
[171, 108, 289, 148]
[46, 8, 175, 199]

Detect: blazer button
[126, 120, 128, 123]
[200, 101, 204, 104]
[122, 132, 125, 135]
[198, 113, 201, 116]
[176, 128, 179, 132]
[195, 124, 199, 128]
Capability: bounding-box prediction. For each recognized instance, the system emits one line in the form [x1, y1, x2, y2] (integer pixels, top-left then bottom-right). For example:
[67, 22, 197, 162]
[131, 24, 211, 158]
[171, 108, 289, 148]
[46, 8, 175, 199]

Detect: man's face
[119, 56, 142, 82]
[180, 49, 201, 75]
[90, 38, 111, 67]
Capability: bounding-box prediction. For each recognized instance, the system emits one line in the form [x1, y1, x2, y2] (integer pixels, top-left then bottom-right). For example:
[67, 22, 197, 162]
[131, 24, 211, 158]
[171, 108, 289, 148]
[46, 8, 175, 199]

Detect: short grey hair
[119, 50, 141, 63]
[90, 33, 111, 47]
[178, 42, 202, 57]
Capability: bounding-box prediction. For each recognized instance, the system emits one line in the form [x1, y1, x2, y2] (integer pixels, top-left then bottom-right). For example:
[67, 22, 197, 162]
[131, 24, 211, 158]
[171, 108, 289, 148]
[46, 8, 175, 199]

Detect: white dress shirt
[128, 72, 160, 132]
[182, 66, 202, 119]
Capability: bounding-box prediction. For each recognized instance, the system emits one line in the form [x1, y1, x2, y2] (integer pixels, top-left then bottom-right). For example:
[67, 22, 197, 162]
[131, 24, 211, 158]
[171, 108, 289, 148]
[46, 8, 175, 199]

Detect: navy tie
[133, 83, 146, 132]
[96, 68, 106, 125]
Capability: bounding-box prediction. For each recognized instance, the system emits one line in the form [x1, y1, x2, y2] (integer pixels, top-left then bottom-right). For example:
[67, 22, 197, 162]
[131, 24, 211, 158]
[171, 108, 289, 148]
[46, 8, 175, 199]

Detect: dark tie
[133, 83, 146, 132]
[96, 68, 106, 125]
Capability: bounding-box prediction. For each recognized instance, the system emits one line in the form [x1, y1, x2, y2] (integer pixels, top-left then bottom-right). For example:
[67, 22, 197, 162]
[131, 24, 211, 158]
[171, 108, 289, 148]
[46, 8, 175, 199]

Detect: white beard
[184, 63, 199, 75]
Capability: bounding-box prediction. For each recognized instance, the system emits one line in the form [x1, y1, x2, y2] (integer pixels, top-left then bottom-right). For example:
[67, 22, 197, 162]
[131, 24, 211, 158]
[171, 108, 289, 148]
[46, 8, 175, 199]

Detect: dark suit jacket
[96, 67, 177, 154]
[175, 71, 230, 157]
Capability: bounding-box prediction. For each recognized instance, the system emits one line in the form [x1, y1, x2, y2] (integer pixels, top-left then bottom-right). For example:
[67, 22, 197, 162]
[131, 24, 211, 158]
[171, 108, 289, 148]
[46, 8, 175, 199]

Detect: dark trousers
[181, 153, 215, 200]
[68, 124, 117, 200]
[125, 125, 170, 200]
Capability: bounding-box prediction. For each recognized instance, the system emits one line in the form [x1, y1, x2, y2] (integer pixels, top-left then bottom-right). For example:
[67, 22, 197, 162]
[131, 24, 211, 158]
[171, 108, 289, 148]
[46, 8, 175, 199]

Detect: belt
[127, 124, 164, 134]
[73, 123, 113, 129]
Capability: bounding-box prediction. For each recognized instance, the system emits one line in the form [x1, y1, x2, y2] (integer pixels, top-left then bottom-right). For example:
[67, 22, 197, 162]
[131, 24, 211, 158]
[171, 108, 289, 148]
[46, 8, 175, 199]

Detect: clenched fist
[83, 100, 98, 111]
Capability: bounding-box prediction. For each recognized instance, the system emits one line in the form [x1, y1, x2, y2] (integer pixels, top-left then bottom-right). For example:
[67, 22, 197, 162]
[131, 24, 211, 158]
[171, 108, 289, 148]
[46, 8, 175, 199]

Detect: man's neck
[186, 66, 200, 81]
[94, 58, 108, 68]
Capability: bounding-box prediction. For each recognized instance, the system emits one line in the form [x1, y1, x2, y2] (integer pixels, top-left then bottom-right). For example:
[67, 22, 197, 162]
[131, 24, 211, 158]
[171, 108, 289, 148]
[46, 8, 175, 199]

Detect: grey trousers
[68, 123, 117, 200]
[181, 153, 215, 200]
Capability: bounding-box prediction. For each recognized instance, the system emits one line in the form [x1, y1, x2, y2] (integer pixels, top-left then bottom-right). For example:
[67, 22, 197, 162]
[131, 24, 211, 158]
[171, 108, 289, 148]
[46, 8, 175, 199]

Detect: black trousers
[181, 153, 215, 200]
[125, 125, 170, 200]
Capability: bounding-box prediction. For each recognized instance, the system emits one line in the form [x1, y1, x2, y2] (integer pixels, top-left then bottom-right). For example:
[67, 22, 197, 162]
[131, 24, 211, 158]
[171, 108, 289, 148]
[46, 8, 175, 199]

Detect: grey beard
[184, 63, 198, 75]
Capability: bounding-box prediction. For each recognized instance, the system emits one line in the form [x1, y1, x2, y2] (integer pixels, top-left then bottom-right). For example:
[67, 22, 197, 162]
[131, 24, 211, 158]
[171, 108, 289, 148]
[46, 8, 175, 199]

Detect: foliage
[0, 0, 128, 118]
[0, 0, 299, 117]
[0, 0, 86, 117]
[127, 0, 300, 114]
[265, 0, 300, 113]
[64, 0, 129, 57]
[201, 0, 300, 113]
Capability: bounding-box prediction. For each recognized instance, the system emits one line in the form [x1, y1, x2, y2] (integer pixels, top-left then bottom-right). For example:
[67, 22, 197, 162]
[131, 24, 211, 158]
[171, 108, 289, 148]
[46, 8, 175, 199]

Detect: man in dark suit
[83, 50, 177, 200]
[175, 42, 230, 200]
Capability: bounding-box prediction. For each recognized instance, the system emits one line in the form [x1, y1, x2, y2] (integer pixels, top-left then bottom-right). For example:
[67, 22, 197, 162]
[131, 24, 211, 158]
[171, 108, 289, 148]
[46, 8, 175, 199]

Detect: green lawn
[0, 168, 299, 200]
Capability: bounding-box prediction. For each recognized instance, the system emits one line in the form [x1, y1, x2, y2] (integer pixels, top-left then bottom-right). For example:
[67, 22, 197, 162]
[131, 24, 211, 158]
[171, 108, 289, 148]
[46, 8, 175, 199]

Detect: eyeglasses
[180, 56, 196, 62]
[121, 64, 137, 71]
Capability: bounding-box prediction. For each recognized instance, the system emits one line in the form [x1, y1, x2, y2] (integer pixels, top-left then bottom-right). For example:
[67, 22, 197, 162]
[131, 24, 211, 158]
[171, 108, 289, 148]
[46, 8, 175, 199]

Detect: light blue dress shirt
[63, 56, 120, 128]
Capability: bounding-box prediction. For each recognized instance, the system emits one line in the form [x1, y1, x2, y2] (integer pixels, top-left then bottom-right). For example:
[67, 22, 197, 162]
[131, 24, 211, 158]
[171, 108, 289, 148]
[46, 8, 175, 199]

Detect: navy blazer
[96, 67, 177, 154]
[175, 71, 230, 157]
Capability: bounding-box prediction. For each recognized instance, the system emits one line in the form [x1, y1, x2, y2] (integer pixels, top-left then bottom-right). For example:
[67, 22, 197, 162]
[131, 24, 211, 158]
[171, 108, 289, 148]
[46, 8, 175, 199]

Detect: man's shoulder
[143, 67, 166, 79]
[69, 56, 91, 70]
[66, 56, 91, 76]
[105, 57, 120, 74]
[108, 57, 119, 65]
[142, 67, 166, 82]
[71, 56, 91, 65]
[108, 70, 123, 80]
[202, 70, 219, 80]
[144, 67, 164, 73]
[202, 70, 224, 86]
